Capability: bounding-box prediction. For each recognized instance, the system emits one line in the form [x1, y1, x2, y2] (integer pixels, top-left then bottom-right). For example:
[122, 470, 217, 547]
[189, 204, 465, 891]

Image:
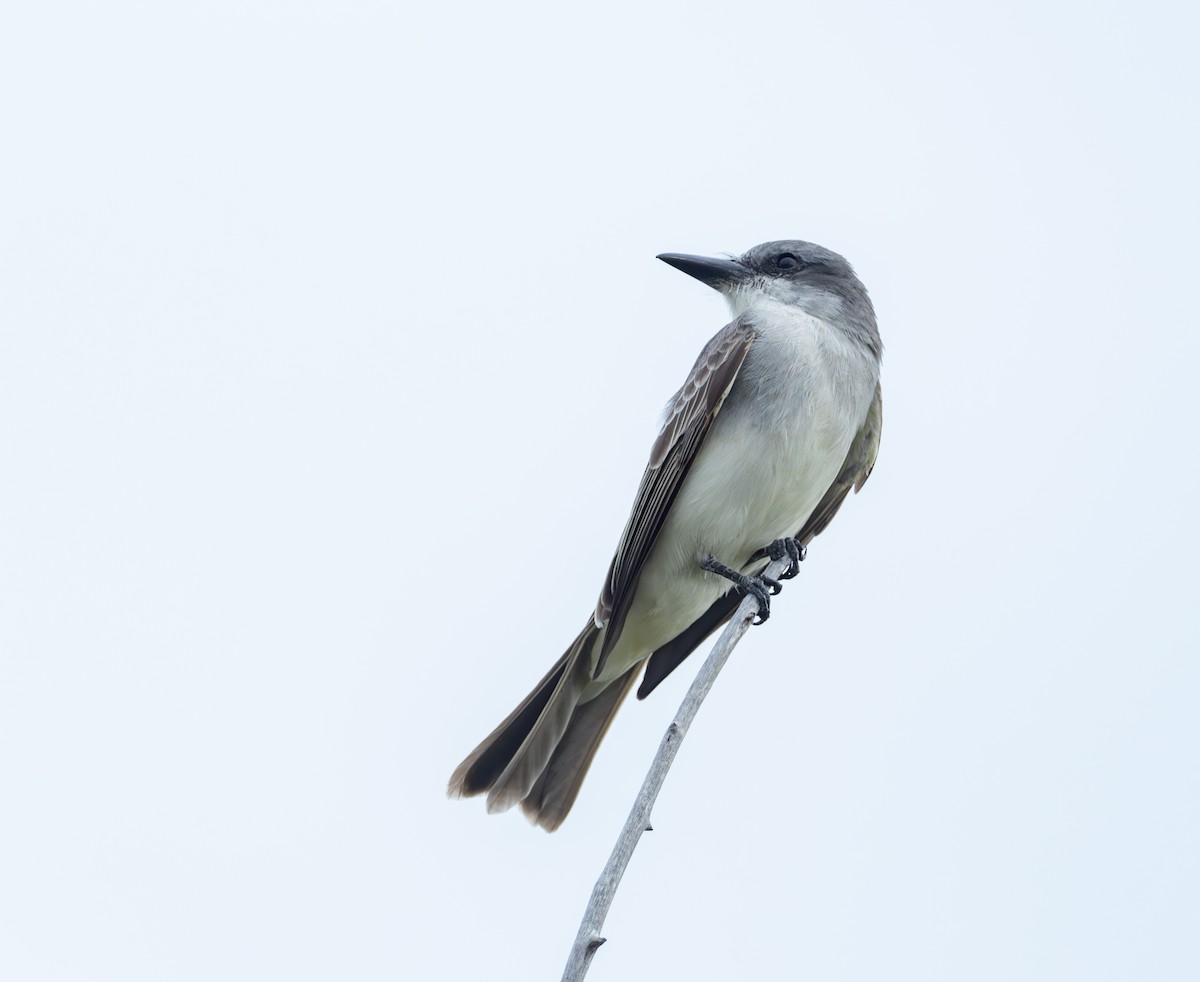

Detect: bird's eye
[776, 253, 799, 269]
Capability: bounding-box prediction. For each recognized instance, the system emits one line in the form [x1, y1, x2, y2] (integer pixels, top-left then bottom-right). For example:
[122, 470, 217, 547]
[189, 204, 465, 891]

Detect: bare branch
[559, 556, 793, 982]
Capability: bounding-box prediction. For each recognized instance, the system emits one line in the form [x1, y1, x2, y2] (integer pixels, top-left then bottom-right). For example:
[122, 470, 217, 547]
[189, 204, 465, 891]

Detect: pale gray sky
[2, 2, 1197, 980]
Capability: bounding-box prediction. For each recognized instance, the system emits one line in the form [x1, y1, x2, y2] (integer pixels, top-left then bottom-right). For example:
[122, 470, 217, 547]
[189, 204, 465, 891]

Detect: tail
[448, 621, 639, 831]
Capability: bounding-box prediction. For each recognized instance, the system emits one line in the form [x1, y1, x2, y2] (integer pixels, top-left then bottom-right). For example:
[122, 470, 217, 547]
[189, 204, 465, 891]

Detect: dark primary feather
[446, 622, 640, 831]
[593, 317, 757, 676]
[447, 649, 576, 797]
[447, 623, 601, 806]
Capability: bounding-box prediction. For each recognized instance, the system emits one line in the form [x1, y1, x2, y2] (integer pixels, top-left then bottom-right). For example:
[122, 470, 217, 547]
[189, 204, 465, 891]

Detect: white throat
[724, 280, 846, 325]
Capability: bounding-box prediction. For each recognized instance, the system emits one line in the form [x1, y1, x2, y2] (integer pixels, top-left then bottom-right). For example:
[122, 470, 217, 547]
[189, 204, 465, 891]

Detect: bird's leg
[767, 537, 805, 580]
[700, 556, 783, 625]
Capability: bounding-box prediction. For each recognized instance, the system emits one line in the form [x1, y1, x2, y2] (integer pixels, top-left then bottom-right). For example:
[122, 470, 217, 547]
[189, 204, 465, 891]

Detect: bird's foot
[767, 537, 805, 580]
[700, 555, 782, 625]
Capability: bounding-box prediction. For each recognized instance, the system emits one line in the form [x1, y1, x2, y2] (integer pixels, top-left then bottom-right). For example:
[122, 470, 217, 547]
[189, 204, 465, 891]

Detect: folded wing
[593, 316, 758, 677]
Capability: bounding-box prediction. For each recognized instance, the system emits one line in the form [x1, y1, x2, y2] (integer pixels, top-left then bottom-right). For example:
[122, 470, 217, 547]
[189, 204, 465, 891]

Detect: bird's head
[657, 240, 874, 336]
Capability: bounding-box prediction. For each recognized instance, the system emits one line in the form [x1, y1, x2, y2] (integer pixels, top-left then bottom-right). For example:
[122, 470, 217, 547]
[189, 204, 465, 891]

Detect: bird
[448, 240, 882, 831]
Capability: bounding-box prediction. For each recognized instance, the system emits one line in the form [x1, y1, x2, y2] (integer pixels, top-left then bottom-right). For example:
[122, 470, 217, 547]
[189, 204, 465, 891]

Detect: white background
[2, 2, 1197, 980]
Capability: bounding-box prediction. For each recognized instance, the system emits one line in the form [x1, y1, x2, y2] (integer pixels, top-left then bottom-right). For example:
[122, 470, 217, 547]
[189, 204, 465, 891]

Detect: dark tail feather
[520, 665, 640, 831]
[448, 622, 611, 829]
[447, 649, 574, 799]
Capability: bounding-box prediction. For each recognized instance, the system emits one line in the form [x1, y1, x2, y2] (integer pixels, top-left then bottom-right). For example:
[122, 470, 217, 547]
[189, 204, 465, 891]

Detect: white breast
[593, 300, 879, 681]
[671, 302, 877, 563]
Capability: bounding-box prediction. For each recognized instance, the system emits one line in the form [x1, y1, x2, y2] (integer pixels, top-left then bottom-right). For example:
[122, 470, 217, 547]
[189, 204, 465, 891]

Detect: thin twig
[559, 556, 793, 982]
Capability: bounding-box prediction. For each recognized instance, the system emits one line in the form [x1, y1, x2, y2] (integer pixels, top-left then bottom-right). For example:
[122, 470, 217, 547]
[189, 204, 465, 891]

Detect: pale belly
[590, 384, 867, 685]
[585, 303, 879, 688]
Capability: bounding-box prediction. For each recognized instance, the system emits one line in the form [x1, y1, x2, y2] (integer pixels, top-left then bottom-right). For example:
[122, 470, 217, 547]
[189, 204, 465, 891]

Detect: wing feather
[592, 317, 758, 676]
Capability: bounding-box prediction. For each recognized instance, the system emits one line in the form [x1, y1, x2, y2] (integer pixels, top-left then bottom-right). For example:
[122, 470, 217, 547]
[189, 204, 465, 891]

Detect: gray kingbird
[448, 240, 883, 831]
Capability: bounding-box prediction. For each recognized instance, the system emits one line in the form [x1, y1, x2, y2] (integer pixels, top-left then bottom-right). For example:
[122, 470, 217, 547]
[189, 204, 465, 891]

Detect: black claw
[767, 537, 803, 579]
[700, 554, 780, 625]
[745, 580, 773, 624]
